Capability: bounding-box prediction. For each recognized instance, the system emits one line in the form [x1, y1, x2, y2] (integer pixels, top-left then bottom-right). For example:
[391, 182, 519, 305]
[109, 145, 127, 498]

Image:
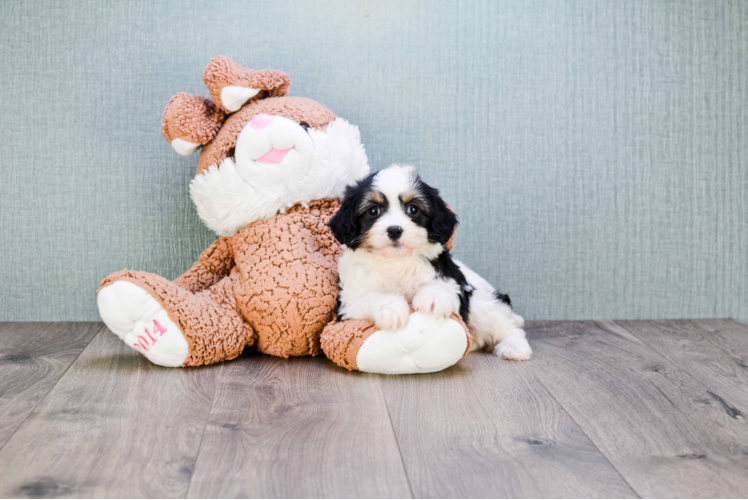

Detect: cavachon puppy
[328, 165, 532, 360]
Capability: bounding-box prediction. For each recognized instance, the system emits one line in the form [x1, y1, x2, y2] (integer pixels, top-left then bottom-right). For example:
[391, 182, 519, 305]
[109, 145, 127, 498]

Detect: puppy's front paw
[373, 297, 410, 331]
[496, 335, 532, 361]
[413, 285, 459, 319]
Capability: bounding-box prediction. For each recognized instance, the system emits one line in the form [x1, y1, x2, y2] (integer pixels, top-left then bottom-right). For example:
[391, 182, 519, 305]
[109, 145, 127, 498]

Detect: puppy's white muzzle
[369, 211, 427, 255]
[234, 114, 314, 191]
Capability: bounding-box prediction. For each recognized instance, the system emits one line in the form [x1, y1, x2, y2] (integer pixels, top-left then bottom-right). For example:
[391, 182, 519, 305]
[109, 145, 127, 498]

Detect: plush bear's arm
[173, 237, 234, 293]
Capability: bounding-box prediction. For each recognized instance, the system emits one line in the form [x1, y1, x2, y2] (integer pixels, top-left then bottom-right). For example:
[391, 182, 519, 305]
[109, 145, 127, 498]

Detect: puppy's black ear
[329, 197, 360, 247]
[329, 174, 375, 248]
[421, 180, 458, 246]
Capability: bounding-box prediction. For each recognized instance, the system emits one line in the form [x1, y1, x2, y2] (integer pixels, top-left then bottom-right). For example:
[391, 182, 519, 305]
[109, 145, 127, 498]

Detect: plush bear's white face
[189, 116, 370, 236]
[233, 114, 315, 191]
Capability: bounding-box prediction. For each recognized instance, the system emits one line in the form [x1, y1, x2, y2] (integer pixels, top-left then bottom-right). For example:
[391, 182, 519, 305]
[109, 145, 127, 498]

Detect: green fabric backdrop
[1, 0, 746, 323]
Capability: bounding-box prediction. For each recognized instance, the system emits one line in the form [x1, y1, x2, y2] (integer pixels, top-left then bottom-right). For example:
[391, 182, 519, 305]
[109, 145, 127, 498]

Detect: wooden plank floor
[0, 320, 747, 498]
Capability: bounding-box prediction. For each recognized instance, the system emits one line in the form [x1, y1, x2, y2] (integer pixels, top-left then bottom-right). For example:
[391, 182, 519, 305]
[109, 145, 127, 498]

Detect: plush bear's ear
[203, 56, 291, 113]
[161, 93, 226, 156]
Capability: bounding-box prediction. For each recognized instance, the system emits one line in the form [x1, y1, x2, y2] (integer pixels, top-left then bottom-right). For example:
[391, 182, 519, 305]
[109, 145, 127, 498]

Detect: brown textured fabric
[100, 200, 342, 366]
[159, 56, 337, 176]
[445, 205, 456, 251]
[161, 92, 225, 144]
[99, 198, 470, 369]
[100, 192, 460, 369]
[202, 55, 291, 113]
[452, 313, 473, 355]
[320, 319, 379, 371]
[320, 311, 472, 372]
[114, 55, 466, 372]
[173, 236, 234, 293]
[99, 270, 254, 367]
[196, 96, 337, 176]
[231, 199, 342, 357]
[445, 228, 455, 251]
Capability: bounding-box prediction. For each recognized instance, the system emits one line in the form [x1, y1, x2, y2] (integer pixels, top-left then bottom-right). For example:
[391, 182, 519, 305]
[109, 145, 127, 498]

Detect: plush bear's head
[162, 56, 370, 236]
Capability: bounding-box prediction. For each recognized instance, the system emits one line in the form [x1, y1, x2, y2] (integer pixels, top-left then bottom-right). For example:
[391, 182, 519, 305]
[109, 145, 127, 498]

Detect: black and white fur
[329, 165, 532, 360]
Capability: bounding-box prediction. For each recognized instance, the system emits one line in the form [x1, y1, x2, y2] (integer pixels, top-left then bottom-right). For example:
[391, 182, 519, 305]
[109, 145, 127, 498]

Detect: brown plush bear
[97, 56, 471, 374]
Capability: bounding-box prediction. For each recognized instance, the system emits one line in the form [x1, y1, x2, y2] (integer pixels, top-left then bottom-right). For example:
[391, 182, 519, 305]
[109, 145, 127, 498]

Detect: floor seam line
[0, 322, 104, 454]
[607, 321, 684, 372]
[532, 372, 642, 499]
[379, 379, 415, 499]
[184, 362, 224, 499]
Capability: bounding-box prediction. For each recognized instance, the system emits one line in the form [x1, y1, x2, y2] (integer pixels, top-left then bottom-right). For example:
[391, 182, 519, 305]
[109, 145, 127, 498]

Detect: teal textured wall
[1, 0, 746, 323]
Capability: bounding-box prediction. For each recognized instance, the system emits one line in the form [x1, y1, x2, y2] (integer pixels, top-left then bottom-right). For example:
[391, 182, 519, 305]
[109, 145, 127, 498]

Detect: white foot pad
[356, 312, 468, 375]
[496, 334, 532, 361]
[170, 138, 200, 156]
[97, 281, 189, 367]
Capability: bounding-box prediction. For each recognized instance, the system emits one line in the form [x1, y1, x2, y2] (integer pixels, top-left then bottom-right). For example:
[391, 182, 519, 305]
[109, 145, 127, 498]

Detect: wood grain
[614, 319, 748, 416]
[691, 318, 748, 360]
[3, 320, 748, 498]
[0, 322, 101, 450]
[379, 352, 636, 498]
[186, 355, 412, 499]
[527, 320, 748, 498]
[0, 327, 221, 498]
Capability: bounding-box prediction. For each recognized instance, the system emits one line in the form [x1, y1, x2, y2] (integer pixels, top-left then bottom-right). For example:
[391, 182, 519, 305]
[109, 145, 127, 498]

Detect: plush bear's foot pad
[98, 281, 189, 367]
[356, 312, 468, 375]
[496, 334, 532, 361]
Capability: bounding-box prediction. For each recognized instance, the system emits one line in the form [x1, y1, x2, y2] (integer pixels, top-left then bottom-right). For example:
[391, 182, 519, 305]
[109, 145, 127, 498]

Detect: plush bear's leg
[98, 270, 254, 367]
[321, 312, 471, 375]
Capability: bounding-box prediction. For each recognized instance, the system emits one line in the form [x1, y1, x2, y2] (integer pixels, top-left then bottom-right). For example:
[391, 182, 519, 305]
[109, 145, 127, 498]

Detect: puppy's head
[329, 165, 457, 257]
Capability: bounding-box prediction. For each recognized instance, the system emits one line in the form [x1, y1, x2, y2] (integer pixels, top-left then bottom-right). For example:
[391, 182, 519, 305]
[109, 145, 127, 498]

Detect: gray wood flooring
[0, 319, 747, 498]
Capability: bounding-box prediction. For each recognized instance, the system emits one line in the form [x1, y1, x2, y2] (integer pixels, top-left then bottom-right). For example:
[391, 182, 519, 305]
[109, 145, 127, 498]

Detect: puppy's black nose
[387, 225, 403, 241]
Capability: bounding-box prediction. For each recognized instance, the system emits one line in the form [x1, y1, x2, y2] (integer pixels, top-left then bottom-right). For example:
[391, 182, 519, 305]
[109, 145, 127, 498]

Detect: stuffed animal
[97, 56, 471, 374]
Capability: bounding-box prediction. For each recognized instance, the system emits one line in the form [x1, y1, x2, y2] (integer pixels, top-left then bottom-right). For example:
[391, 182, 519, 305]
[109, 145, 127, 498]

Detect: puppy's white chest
[339, 251, 435, 299]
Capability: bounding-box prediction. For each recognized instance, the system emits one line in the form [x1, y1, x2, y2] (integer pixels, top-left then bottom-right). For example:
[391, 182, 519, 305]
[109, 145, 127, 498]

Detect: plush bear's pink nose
[250, 113, 274, 129]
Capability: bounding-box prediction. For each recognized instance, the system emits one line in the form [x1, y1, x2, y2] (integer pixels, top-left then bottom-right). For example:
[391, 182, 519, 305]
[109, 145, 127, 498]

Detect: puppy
[328, 165, 532, 360]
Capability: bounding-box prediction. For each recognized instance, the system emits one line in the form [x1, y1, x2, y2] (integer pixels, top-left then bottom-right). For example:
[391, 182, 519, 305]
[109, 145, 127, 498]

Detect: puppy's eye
[367, 206, 381, 217]
[406, 204, 419, 215]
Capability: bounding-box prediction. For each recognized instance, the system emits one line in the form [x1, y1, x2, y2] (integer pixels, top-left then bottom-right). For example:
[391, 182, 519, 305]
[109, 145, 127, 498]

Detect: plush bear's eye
[406, 204, 419, 215]
[367, 206, 381, 217]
